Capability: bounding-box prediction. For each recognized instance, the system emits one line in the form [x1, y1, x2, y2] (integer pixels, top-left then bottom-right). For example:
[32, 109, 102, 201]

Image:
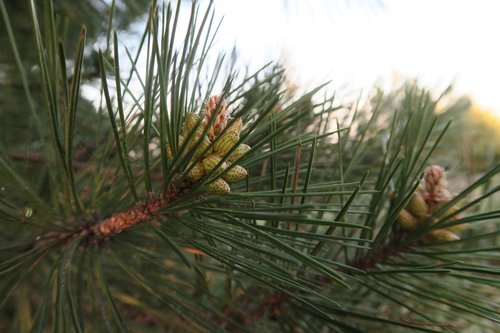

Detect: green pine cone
[206, 178, 230, 194]
[214, 130, 239, 157]
[223, 164, 248, 183]
[227, 143, 251, 163]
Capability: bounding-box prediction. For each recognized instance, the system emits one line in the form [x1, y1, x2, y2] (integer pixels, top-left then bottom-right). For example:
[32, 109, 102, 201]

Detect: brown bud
[425, 165, 449, 205]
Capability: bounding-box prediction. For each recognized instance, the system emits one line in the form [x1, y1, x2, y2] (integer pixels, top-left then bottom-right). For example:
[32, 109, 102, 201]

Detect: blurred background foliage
[0, 0, 151, 210]
[2, 0, 498, 175]
[0, 0, 150, 148]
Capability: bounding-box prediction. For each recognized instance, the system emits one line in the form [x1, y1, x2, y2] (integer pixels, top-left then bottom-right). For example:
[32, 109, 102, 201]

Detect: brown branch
[89, 182, 190, 239]
[29, 183, 191, 252]
[90, 195, 168, 237]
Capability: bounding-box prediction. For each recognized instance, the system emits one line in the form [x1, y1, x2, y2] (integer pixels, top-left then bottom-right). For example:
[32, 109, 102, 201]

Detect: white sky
[209, 0, 500, 116]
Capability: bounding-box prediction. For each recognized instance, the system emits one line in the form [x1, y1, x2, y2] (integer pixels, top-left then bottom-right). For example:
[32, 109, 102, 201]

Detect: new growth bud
[204, 96, 228, 141]
[425, 165, 450, 206]
[394, 164, 467, 244]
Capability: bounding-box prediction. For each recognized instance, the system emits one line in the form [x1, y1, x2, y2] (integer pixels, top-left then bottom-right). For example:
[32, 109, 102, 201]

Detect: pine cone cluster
[166, 96, 251, 194]
[397, 165, 466, 241]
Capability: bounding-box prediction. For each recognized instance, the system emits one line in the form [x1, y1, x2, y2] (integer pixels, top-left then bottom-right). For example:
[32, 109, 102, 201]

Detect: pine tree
[1, 1, 499, 332]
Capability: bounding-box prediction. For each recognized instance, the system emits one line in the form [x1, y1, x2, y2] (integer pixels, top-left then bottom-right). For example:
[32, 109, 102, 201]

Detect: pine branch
[1, 1, 499, 332]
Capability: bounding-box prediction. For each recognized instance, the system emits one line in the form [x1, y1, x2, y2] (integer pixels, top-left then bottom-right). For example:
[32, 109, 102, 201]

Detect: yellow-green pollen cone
[397, 209, 418, 231]
[214, 130, 239, 156]
[182, 112, 203, 137]
[227, 143, 251, 163]
[393, 165, 466, 243]
[186, 162, 205, 182]
[202, 154, 227, 175]
[207, 178, 231, 194]
[193, 135, 212, 158]
[430, 229, 460, 241]
[169, 98, 252, 195]
[406, 190, 428, 218]
[223, 164, 248, 183]
[166, 135, 186, 161]
[226, 117, 243, 134]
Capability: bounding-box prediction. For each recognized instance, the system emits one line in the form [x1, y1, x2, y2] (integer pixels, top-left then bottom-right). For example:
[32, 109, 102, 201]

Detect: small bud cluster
[397, 165, 466, 241]
[166, 96, 251, 194]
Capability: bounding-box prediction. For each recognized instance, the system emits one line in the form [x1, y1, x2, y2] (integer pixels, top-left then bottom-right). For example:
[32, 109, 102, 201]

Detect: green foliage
[1, 1, 499, 332]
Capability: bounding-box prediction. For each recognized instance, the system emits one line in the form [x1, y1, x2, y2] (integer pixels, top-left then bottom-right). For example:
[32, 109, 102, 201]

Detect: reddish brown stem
[90, 195, 168, 237]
